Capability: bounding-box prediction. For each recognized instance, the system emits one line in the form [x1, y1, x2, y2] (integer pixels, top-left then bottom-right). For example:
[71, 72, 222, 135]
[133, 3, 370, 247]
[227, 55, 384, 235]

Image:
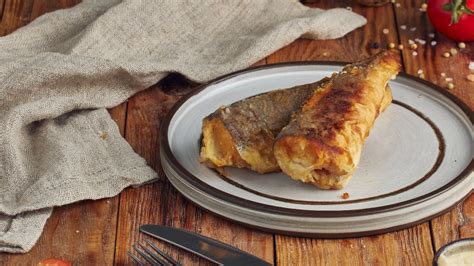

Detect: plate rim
[160, 61, 474, 218]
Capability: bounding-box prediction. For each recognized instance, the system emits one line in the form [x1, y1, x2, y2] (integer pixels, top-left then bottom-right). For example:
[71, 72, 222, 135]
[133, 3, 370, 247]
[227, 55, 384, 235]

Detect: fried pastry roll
[274, 51, 400, 189]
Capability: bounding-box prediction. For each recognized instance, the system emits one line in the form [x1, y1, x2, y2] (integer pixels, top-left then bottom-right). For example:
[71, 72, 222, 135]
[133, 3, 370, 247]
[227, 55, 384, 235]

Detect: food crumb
[420, 3, 427, 11]
[341, 192, 350, 200]
[396, 3, 401, 7]
[441, 72, 446, 77]
[442, 52, 450, 58]
[445, 77, 453, 82]
[430, 41, 437, 46]
[410, 27, 417, 32]
[383, 28, 389, 34]
[346, 6, 352, 11]
[75, 230, 80, 233]
[466, 74, 474, 82]
[410, 43, 418, 50]
[447, 82, 455, 90]
[388, 42, 396, 49]
[398, 44, 404, 50]
[412, 51, 418, 56]
[469, 62, 474, 71]
[450, 48, 458, 56]
[400, 25, 407, 30]
[458, 42, 466, 49]
[99, 131, 108, 140]
[408, 39, 415, 45]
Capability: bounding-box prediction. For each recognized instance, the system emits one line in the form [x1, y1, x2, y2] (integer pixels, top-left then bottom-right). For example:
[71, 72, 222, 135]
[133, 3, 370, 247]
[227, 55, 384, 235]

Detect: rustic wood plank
[0, 0, 5, 22]
[269, 1, 434, 265]
[0, 1, 122, 264]
[392, 0, 473, 254]
[114, 61, 274, 265]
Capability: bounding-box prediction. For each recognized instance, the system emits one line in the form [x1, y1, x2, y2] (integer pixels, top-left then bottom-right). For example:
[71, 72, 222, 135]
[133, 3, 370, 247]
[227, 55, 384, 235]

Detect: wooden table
[0, 1, 472, 265]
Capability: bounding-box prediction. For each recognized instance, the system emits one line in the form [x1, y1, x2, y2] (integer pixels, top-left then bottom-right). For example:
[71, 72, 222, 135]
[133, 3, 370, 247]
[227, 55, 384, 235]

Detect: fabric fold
[0, 0, 366, 252]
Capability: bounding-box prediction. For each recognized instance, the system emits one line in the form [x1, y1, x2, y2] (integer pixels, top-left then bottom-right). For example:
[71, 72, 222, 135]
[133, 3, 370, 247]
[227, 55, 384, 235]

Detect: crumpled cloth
[0, 0, 366, 252]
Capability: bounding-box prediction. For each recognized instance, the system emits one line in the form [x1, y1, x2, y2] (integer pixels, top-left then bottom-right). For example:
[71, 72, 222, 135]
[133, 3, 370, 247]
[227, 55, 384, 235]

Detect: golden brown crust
[200, 79, 325, 173]
[274, 51, 400, 189]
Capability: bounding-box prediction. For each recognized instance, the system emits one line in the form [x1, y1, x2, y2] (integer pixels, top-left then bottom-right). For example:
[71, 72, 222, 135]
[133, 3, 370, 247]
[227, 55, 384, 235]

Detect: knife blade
[140, 224, 272, 266]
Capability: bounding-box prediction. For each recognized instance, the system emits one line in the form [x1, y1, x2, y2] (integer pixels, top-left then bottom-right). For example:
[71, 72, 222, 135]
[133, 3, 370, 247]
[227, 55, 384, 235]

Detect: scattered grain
[415, 38, 426, 45]
[467, 74, 474, 82]
[420, 3, 427, 11]
[417, 69, 423, 74]
[396, 3, 401, 7]
[383, 28, 389, 34]
[447, 82, 454, 90]
[419, 73, 425, 79]
[431, 41, 437, 46]
[410, 43, 418, 50]
[450, 48, 458, 56]
[398, 44, 404, 50]
[440, 72, 446, 77]
[445, 77, 453, 82]
[408, 39, 415, 45]
[400, 25, 407, 30]
[99, 131, 108, 140]
[442, 52, 450, 58]
[412, 51, 418, 56]
[388, 42, 396, 49]
[410, 27, 417, 31]
[458, 42, 466, 49]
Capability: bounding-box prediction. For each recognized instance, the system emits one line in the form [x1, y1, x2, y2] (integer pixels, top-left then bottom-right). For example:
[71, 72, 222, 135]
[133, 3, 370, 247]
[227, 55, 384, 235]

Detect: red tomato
[427, 0, 474, 41]
[37, 258, 72, 266]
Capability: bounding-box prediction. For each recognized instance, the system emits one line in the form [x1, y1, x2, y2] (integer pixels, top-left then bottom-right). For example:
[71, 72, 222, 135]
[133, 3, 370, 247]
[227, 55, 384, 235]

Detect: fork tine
[144, 239, 182, 266]
[127, 251, 145, 266]
[133, 244, 162, 266]
[139, 243, 168, 266]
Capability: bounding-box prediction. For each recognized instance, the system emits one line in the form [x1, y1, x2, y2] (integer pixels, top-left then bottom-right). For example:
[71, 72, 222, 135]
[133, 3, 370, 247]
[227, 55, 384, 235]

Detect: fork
[127, 239, 182, 266]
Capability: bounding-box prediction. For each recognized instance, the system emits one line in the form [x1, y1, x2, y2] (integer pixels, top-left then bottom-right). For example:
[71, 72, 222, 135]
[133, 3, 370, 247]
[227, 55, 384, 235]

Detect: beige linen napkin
[0, 0, 366, 253]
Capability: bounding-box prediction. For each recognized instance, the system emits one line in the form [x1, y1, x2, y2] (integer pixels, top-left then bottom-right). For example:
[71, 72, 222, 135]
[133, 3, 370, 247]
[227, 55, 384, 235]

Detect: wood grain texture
[0, 0, 5, 21]
[114, 62, 274, 265]
[270, 1, 434, 265]
[392, 0, 473, 255]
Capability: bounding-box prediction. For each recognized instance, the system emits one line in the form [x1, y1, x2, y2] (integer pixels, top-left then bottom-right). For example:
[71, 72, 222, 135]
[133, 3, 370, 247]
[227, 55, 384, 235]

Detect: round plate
[160, 62, 473, 236]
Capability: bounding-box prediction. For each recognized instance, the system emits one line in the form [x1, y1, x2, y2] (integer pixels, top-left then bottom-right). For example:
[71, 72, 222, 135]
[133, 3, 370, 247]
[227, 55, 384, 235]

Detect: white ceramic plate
[161, 62, 473, 237]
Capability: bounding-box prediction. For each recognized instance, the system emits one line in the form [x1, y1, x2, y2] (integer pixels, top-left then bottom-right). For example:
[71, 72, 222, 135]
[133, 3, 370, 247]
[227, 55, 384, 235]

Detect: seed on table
[447, 82, 454, 90]
[450, 48, 458, 56]
[383, 28, 389, 34]
[396, 3, 401, 7]
[458, 42, 466, 49]
[388, 42, 396, 49]
[419, 73, 425, 79]
[417, 69, 423, 74]
[443, 52, 450, 58]
[400, 25, 407, 30]
[412, 51, 418, 56]
[420, 3, 427, 11]
[398, 44, 404, 50]
[467, 74, 474, 82]
[431, 41, 437, 46]
[441, 72, 446, 77]
[408, 39, 415, 45]
[410, 27, 417, 31]
[410, 43, 418, 50]
[445, 77, 453, 82]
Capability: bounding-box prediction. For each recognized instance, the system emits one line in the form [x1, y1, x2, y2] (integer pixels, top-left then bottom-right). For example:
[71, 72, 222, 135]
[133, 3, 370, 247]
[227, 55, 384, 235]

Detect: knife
[140, 224, 272, 266]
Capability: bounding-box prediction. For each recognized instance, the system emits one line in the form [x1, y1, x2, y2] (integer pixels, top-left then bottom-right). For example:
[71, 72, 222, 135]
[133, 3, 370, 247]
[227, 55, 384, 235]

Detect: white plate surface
[161, 63, 473, 236]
